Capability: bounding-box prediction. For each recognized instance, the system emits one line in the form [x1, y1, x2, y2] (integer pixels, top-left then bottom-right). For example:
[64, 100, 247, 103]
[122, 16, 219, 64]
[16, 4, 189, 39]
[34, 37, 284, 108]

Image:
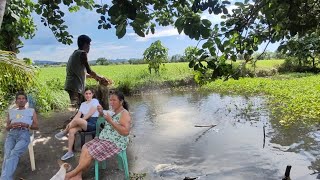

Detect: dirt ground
[2, 110, 133, 180]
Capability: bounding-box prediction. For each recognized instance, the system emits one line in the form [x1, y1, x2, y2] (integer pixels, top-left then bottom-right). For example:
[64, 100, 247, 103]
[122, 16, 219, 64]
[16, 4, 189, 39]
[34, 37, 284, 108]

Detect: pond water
[125, 90, 320, 180]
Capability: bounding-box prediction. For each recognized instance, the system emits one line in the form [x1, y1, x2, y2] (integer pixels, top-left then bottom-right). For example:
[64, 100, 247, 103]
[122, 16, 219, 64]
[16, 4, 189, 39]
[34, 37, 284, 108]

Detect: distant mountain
[34, 60, 64, 65]
[34, 58, 130, 65]
[111, 58, 128, 62]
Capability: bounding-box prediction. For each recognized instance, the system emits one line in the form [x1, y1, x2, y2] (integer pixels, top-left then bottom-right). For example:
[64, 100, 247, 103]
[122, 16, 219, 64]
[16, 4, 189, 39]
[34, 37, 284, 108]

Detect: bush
[278, 57, 320, 73]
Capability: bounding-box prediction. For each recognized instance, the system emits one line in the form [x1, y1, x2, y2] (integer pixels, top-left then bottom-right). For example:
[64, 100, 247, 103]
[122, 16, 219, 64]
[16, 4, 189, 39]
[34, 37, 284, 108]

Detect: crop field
[37, 62, 193, 89]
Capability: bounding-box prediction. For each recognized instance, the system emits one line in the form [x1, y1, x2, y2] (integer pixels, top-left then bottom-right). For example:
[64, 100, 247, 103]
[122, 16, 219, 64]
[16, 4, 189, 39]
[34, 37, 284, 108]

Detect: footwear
[55, 131, 66, 140]
[61, 151, 74, 161]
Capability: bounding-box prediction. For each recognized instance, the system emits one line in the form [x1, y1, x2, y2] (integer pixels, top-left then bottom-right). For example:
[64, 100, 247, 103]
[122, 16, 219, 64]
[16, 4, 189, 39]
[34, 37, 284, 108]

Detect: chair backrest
[95, 117, 105, 136]
[27, 94, 36, 109]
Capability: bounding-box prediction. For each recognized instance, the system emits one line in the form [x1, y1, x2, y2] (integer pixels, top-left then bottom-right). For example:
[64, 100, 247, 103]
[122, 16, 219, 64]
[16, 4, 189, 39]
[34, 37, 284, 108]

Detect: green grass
[37, 63, 194, 89]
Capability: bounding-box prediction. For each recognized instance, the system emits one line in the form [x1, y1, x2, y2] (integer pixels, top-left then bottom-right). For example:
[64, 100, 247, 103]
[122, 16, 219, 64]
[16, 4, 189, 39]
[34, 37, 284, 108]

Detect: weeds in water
[203, 75, 320, 126]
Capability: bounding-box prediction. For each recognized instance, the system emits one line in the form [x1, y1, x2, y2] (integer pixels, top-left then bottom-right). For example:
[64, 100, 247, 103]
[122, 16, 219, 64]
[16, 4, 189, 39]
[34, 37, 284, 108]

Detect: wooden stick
[263, 125, 266, 148]
[195, 125, 217, 142]
[194, 125, 217, 128]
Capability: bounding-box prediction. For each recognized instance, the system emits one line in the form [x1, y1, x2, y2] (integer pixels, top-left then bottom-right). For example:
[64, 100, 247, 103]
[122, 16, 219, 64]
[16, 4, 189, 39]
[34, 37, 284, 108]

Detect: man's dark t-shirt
[64, 49, 92, 94]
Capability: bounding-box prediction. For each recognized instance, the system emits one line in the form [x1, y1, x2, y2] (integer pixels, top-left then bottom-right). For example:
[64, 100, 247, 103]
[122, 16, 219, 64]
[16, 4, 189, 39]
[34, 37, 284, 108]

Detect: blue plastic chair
[94, 117, 129, 180]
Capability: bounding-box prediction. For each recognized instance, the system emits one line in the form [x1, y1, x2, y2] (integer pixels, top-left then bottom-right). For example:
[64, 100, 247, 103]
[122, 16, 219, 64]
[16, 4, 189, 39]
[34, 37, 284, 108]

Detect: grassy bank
[202, 73, 320, 126]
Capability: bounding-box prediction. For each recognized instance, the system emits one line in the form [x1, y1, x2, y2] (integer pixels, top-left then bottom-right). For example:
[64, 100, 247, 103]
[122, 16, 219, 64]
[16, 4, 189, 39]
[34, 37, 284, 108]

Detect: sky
[18, 2, 279, 62]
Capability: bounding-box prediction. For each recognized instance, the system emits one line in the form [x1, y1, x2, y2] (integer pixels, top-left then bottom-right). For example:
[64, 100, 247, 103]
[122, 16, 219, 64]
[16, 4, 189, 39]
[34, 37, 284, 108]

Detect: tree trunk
[312, 56, 315, 69]
[0, 0, 7, 29]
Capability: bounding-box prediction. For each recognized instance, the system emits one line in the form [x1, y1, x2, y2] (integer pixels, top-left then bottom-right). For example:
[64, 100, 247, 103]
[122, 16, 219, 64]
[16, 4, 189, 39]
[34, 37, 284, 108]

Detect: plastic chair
[94, 117, 129, 180]
[27, 94, 36, 171]
[28, 131, 36, 171]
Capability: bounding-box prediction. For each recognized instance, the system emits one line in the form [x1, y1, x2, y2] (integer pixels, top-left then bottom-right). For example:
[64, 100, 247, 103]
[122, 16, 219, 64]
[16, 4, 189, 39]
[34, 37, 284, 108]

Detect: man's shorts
[66, 90, 83, 109]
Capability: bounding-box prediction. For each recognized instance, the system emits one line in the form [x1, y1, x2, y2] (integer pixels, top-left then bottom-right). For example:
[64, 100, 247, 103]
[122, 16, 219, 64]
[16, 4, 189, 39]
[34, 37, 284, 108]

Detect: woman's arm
[103, 111, 131, 136]
[82, 106, 97, 120]
[72, 110, 82, 120]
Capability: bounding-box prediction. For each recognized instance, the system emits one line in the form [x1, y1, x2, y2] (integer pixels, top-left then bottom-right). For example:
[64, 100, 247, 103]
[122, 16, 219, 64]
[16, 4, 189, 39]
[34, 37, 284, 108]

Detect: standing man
[1, 91, 39, 180]
[64, 34, 111, 108]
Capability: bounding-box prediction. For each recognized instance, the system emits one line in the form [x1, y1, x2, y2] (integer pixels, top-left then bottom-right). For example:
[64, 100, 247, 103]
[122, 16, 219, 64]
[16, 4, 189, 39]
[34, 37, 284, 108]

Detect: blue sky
[18, 2, 278, 62]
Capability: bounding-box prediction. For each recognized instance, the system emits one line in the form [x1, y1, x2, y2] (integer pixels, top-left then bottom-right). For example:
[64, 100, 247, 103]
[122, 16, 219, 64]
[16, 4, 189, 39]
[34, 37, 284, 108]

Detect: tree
[184, 46, 199, 62]
[279, 32, 320, 69]
[1, 0, 320, 81]
[0, 0, 36, 52]
[143, 40, 168, 74]
[23, 57, 33, 65]
[0, 0, 5, 29]
[170, 54, 183, 62]
[0, 51, 36, 94]
[96, 57, 108, 65]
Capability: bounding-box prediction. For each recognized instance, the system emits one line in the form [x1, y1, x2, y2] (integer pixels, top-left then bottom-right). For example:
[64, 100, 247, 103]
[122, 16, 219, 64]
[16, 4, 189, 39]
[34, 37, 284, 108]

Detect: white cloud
[128, 26, 185, 42]
[18, 42, 128, 61]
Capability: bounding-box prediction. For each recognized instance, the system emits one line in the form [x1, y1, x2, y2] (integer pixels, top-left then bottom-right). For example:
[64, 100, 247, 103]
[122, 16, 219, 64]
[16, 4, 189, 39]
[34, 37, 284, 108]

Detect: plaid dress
[85, 110, 129, 161]
[84, 138, 121, 161]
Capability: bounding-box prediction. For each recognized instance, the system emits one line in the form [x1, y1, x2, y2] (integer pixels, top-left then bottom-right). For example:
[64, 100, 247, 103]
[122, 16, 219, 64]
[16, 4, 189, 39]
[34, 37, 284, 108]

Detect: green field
[37, 63, 194, 89]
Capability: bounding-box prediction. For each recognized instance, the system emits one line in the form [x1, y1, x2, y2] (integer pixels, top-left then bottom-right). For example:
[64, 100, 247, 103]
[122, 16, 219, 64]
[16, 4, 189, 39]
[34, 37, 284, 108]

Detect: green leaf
[235, 2, 244, 6]
[222, 1, 231, 5]
[189, 60, 195, 68]
[135, 28, 145, 37]
[116, 23, 126, 38]
[201, 19, 211, 27]
[209, 47, 216, 56]
[175, 17, 185, 27]
[202, 40, 213, 49]
[222, 7, 228, 14]
[196, 49, 205, 56]
[199, 25, 211, 38]
[108, 5, 118, 16]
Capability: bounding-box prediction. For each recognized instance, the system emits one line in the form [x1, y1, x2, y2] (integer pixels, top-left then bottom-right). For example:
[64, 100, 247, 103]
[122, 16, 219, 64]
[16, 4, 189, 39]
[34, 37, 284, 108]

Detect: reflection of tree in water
[267, 116, 320, 174]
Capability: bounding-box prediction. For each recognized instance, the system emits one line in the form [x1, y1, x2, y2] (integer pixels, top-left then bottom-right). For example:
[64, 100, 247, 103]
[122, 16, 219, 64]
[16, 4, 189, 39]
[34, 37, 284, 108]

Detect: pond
[125, 90, 319, 180]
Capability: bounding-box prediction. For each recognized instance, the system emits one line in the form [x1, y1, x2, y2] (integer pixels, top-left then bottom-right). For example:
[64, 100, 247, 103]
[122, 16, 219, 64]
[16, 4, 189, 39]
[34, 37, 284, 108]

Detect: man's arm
[5, 114, 11, 131]
[30, 110, 39, 130]
[80, 52, 101, 80]
[80, 52, 112, 85]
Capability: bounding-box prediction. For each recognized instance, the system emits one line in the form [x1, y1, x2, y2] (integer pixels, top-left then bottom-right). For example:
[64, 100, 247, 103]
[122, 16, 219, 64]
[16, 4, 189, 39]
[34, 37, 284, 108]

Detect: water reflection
[126, 90, 317, 179]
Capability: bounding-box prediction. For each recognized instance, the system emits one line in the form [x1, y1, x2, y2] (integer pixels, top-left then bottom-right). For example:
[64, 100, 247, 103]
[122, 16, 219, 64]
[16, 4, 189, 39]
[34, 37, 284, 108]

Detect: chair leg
[117, 154, 123, 170]
[95, 160, 99, 180]
[28, 142, 36, 171]
[80, 133, 85, 148]
[101, 160, 107, 169]
[118, 151, 129, 180]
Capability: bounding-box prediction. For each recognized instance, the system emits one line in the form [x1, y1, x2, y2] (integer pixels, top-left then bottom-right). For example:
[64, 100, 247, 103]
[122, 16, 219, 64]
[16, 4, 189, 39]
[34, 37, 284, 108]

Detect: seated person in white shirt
[55, 88, 99, 160]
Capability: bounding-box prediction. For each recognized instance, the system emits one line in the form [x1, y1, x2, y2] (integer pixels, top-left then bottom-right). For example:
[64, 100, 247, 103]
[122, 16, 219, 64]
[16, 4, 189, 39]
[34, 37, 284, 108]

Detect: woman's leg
[69, 172, 82, 180]
[67, 127, 82, 152]
[68, 118, 88, 131]
[65, 146, 93, 179]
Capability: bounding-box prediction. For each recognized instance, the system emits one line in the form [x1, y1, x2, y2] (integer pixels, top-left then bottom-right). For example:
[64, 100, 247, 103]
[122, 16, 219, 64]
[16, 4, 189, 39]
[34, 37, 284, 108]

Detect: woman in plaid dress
[65, 91, 131, 180]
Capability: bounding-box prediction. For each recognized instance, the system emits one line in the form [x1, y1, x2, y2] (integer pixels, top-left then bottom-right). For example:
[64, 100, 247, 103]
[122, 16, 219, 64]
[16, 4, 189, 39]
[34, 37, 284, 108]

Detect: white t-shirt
[79, 98, 99, 117]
